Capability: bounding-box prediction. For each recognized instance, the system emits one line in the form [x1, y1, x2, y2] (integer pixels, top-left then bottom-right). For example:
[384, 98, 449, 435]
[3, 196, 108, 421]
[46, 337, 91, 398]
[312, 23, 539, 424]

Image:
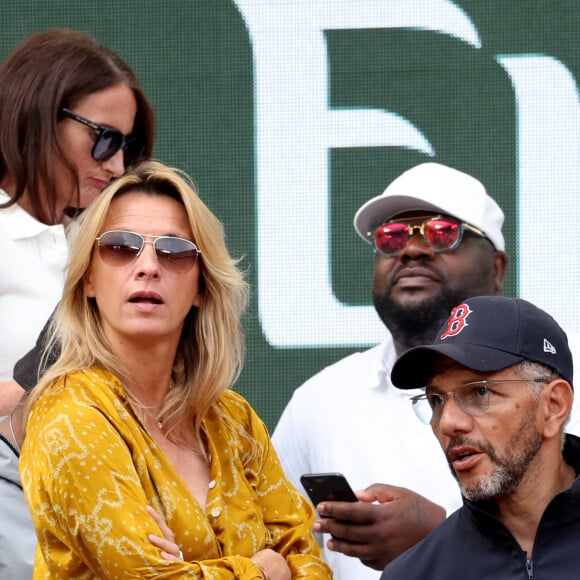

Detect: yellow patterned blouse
[20, 367, 332, 579]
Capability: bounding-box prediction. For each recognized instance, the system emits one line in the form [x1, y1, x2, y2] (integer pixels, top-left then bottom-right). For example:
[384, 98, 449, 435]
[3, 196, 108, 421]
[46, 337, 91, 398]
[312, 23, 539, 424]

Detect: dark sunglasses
[60, 108, 145, 166]
[367, 215, 486, 257]
[96, 230, 201, 273]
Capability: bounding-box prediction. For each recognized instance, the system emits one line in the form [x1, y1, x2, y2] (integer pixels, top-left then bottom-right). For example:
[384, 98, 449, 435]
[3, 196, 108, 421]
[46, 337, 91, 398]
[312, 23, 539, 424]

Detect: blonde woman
[20, 160, 331, 579]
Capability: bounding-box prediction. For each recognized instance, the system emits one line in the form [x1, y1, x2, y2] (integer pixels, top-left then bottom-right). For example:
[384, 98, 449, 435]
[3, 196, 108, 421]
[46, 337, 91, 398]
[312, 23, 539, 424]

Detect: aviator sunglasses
[367, 215, 487, 257]
[96, 230, 201, 274]
[60, 108, 145, 166]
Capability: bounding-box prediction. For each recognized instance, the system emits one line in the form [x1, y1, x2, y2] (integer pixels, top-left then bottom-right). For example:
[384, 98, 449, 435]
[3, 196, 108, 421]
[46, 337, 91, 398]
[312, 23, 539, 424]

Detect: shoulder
[0, 191, 63, 240]
[272, 341, 390, 438]
[22, 369, 132, 480]
[214, 389, 254, 418]
[210, 390, 265, 435]
[292, 342, 386, 397]
[207, 390, 272, 464]
[28, 367, 124, 432]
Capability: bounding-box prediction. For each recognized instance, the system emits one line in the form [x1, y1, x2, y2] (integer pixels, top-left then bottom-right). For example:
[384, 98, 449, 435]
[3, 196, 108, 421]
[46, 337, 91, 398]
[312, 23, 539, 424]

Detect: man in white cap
[272, 162, 509, 579]
[382, 295, 579, 579]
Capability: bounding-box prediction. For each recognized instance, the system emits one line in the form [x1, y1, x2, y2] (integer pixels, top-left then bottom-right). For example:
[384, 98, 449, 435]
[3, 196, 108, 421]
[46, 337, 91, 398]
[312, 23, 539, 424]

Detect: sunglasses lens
[97, 231, 142, 265]
[92, 129, 125, 162]
[154, 237, 199, 272]
[424, 219, 460, 250]
[123, 137, 146, 167]
[373, 222, 410, 256]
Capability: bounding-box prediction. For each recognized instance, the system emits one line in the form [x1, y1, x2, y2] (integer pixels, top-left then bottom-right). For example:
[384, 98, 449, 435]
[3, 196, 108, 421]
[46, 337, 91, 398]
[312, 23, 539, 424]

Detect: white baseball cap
[353, 162, 505, 251]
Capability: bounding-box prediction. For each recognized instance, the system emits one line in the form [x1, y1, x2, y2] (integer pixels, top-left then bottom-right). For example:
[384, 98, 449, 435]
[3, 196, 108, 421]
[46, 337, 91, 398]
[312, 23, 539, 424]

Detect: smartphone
[300, 472, 358, 506]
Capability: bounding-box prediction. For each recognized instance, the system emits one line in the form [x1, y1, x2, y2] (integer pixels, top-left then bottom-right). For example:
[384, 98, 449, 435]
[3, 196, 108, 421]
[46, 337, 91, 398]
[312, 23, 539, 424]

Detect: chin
[80, 190, 103, 207]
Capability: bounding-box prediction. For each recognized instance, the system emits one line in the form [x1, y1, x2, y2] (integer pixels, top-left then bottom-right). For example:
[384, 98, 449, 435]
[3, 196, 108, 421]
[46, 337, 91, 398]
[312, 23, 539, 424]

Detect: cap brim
[391, 343, 524, 389]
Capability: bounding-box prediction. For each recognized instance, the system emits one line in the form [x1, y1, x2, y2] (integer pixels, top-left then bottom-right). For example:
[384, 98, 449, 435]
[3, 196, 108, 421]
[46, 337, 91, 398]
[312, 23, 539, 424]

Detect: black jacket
[381, 434, 580, 580]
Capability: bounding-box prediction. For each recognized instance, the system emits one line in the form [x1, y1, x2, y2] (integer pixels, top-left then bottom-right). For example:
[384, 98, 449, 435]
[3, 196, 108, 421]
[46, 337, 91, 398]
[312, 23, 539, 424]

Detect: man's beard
[446, 409, 542, 502]
[374, 286, 469, 351]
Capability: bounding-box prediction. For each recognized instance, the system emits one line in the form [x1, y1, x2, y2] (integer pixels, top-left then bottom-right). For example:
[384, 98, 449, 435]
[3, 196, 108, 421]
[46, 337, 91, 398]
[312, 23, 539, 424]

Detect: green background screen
[2, 0, 580, 430]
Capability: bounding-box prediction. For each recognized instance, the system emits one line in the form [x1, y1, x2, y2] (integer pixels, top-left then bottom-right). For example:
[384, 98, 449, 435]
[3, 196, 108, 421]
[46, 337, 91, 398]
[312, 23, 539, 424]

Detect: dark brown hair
[0, 28, 155, 224]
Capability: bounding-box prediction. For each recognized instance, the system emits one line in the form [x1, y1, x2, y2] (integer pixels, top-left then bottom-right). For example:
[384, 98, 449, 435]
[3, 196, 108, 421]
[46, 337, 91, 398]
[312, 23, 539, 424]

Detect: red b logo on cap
[440, 304, 472, 339]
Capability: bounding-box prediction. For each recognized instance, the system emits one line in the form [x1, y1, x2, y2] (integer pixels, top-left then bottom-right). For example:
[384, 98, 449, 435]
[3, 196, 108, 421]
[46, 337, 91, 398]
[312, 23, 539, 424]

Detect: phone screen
[300, 472, 357, 506]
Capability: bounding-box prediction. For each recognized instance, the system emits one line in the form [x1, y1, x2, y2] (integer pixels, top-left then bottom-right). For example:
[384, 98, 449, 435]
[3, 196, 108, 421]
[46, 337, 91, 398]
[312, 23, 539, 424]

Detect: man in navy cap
[382, 295, 579, 579]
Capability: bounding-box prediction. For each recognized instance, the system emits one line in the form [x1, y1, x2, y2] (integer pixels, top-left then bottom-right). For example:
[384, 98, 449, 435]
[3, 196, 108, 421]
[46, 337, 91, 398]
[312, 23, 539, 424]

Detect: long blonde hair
[24, 160, 249, 451]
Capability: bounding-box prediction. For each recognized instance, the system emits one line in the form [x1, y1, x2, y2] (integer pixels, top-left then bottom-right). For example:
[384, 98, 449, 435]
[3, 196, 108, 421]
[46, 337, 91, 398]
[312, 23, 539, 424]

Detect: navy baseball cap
[391, 296, 573, 389]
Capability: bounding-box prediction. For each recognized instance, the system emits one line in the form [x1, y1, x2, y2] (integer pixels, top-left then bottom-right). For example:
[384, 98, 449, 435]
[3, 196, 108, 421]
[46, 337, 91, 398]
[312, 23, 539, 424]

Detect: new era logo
[544, 339, 557, 354]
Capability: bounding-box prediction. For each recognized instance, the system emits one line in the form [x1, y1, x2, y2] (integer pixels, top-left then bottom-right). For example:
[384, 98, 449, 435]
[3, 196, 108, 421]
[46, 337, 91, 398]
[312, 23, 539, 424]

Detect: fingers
[358, 483, 399, 503]
[313, 489, 447, 570]
[148, 534, 183, 561]
[313, 510, 397, 571]
[325, 530, 377, 561]
[316, 499, 376, 524]
[315, 514, 378, 543]
[146, 506, 183, 561]
[146, 506, 176, 542]
[327, 537, 376, 564]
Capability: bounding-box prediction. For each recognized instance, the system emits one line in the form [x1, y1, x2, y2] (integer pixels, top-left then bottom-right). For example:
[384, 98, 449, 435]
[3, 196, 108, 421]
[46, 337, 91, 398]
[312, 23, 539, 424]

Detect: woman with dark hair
[0, 28, 154, 222]
[0, 27, 155, 413]
[20, 160, 331, 579]
[0, 28, 155, 577]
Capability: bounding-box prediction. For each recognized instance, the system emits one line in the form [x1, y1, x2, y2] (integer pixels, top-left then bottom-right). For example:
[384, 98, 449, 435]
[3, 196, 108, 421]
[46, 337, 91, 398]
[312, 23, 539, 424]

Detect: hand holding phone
[300, 472, 357, 506]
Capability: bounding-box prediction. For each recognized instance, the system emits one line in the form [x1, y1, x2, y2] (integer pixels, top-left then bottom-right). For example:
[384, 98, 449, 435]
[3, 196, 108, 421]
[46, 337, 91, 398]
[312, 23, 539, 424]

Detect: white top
[0, 189, 67, 381]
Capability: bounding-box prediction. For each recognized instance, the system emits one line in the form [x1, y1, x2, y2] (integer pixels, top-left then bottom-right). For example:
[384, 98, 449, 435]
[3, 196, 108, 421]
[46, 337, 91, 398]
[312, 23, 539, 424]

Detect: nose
[399, 230, 436, 261]
[101, 148, 125, 178]
[435, 396, 473, 437]
[135, 242, 160, 279]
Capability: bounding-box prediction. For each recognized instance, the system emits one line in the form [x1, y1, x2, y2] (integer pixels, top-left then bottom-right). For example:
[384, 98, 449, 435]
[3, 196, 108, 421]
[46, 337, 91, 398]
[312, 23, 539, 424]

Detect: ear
[540, 379, 574, 439]
[84, 267, 96, 298]
[192, 270, 204, 308]
[492, 251, 509, 294]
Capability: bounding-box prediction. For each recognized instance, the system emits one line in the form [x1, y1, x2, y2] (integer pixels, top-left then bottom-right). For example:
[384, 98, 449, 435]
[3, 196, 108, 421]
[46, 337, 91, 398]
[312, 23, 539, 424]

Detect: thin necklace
[126, 391, 164, 429]
[124, 384, 173, 431]
[9, 408, 21, 453]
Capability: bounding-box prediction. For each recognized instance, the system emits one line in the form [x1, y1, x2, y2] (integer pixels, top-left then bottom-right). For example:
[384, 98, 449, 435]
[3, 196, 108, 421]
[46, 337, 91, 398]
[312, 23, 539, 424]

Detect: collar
[368, 335, 398, 390]
[563, 433, 580, 477]
[0, 189, 65, 240]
